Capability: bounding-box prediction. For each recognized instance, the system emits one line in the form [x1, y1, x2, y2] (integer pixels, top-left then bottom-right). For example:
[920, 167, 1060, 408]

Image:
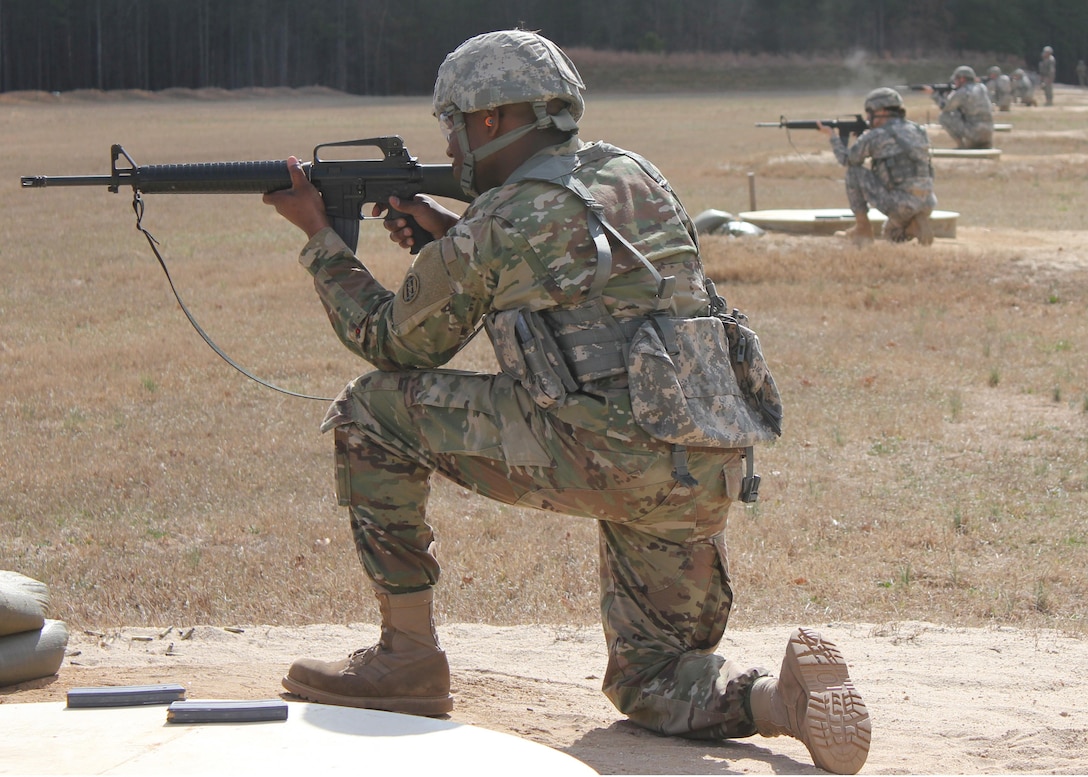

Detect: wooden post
[747, 172, 757, 211]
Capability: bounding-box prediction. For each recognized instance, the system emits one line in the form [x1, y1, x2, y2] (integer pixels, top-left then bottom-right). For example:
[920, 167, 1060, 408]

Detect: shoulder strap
[507, 150, 675, 310]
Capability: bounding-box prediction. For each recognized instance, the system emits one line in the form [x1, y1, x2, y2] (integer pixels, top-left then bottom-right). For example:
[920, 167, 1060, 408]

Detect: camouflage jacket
[934, 81, 994, 126]
[1011, 71, 1036, 99]
[299, 136, 710, 434]
[1039, 56, 1056, 82]
[987, 74, 1012, 105]
[830, 116, 934, 192]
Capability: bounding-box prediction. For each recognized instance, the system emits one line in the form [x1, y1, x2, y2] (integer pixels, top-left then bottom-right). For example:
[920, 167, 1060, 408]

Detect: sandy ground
[3, 620, 1087, 775]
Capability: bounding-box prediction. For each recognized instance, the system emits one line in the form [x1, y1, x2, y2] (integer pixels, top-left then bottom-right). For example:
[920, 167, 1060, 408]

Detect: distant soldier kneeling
[819, 87, 937, 246]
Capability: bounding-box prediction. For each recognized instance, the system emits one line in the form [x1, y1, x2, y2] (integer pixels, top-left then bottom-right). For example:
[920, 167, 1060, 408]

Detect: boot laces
[345, 643, 381, 668]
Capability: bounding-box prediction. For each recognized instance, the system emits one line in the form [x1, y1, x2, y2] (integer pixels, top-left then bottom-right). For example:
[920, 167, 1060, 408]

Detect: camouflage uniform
[829, 116, 936, 238]
[986, 68, 1013, 111]
[933, 81, 994, 148]
[1039, 49, 1056, 106]
[299, 134, 767, 738]
[1011, 68, 1037, 106]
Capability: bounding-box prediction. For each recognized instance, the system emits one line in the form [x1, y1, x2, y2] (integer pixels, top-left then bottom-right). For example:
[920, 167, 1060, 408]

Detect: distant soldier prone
[819, 87, 936, 245]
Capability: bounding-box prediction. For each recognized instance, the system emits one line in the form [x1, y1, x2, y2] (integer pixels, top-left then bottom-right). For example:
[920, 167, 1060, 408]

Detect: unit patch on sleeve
[391, 249, 456, 329]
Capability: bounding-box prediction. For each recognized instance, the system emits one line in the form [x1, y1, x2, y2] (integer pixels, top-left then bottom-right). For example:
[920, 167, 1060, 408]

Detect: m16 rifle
[902, 83, 956, 96]
[20, 136, 472, 401]
[756, 114, 869, 142]
[21, 136, 471, 253]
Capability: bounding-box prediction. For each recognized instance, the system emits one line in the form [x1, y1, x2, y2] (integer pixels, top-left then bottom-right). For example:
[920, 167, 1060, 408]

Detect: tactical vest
[483, 143, 782, 493]
[875, 120, 934, 189]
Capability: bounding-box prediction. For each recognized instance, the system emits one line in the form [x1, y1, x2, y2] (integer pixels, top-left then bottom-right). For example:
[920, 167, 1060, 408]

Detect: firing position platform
[925, 123, 1011, 132]
[930, 147, 1002, 159]
[0, 701, 598, 775]
[738, 208, 959, 238]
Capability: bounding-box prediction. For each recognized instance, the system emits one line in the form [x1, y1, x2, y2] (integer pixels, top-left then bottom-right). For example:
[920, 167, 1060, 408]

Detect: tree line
[1, 0, 1084, 95]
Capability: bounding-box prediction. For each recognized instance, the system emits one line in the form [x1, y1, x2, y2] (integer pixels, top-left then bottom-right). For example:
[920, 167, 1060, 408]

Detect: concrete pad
[931, 147, 1002, 159]
[925, 123, 1011, 132]
[738, 208, 959, 238]
[0, 701, 598, 775]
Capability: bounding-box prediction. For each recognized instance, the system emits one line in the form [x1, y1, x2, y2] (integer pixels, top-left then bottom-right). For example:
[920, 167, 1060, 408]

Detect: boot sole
[281, 674, 454, 717]
[789, 628, 872, 775]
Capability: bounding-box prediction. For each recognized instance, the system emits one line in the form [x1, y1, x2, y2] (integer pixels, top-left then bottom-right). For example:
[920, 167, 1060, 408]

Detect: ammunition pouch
[485, 308, 578, 410]
[627, 313, 782, 449]
[485, 298, 642, 409]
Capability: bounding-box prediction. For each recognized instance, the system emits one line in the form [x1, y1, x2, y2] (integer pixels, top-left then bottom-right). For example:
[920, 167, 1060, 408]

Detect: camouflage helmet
[988, 66, 1002, 77]
[863, 87, 904, 113]
[433, 30, 585, 123]
[952, 65, 977, 81]
[433, 30, 586, 198]
[1043, 46, 1053, 54]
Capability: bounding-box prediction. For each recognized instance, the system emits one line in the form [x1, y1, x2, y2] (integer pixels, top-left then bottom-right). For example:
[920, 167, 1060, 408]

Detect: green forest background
[0, 0, 1085, 94]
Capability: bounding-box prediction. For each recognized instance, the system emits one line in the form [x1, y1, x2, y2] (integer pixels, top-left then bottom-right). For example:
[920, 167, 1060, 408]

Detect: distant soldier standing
[819, 88, 936, 245]
[1077, 59, 1087, 88]
[1011, 68, 1037, 106]
[986, 66, 1013, 112]
[926, 66, 994, 149]
[1039, 46, 1056, 105]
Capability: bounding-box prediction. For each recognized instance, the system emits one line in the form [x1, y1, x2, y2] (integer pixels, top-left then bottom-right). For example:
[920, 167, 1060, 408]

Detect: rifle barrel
[22, 174, 114, 188]
[22, 160, 295, 193]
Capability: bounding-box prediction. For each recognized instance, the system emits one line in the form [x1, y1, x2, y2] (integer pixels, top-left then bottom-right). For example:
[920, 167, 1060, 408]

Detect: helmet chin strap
[456, 102, 579, 198]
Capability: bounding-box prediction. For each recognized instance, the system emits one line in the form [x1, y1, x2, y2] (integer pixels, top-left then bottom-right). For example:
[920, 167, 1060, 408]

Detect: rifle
[21, 136, 472, 253]
[20, 136, 473, 402]
[902, 83, 955, 96]
[756, 114, 869, 142]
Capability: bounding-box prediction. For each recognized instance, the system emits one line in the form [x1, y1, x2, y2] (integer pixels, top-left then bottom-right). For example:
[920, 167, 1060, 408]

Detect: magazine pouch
[485, 307, 579, 410]
[627, 313, 781, 448]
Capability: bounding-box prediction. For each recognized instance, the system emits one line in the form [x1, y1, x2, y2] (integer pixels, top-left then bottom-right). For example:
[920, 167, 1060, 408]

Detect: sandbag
[0, 571, 50, 637]
[0, 619, 69, 686]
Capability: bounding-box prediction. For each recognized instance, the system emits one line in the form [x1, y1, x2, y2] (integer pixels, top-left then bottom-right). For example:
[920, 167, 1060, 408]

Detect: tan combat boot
[840, 213, 874, 246]
[749, 628, 871, 774]
[906, 212, 934, 245]
[282, 586, 453, 716]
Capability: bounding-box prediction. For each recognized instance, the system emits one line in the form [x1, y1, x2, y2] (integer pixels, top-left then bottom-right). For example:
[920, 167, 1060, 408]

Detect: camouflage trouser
[323, 368, 765, 738]
[845, 166, 936, 235]
[938, 112, 993, 149]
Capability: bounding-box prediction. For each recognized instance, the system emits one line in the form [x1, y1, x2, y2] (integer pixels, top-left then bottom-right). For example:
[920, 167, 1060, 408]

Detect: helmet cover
[863, 87, 904, 113]
[433, 30, 585, 121]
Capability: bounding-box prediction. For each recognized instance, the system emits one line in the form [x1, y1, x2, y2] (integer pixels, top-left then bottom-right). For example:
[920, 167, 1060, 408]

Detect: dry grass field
[1, 84, 1086, 644]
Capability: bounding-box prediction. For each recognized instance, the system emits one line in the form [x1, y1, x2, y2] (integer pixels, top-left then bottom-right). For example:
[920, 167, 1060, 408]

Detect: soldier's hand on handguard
[815, 121, 834, 137]
[373, 195, 461, 252]
[263, 156, 331, 240]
